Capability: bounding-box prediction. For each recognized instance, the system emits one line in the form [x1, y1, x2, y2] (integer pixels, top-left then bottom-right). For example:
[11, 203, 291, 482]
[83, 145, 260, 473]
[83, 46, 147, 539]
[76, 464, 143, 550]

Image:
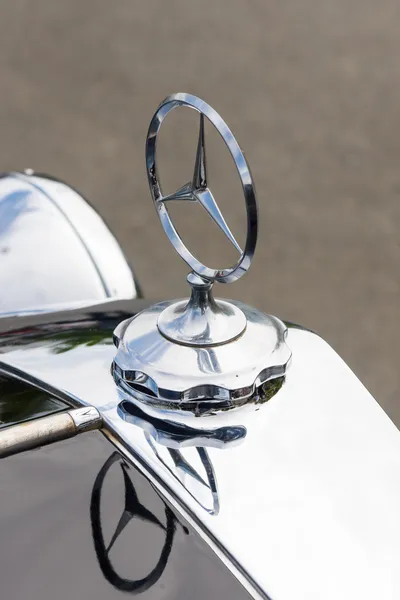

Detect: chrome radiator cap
[113, 93, 291, 411]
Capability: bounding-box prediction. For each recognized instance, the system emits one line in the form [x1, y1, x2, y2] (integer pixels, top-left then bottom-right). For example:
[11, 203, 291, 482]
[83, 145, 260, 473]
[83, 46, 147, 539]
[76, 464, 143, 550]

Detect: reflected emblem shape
[90, 452, 176, 593]
[145, 93, 258, 283]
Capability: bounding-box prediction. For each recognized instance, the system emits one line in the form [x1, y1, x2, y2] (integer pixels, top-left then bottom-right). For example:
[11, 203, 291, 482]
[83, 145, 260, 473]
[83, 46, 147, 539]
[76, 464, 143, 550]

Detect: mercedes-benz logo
[146, 93, 258, 284]
[90, 452, 177, 593]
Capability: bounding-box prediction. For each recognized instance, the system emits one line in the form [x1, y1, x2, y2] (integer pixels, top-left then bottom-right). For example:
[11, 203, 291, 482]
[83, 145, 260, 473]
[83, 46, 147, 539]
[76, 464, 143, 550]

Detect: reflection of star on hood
[107, 463, 166, 553]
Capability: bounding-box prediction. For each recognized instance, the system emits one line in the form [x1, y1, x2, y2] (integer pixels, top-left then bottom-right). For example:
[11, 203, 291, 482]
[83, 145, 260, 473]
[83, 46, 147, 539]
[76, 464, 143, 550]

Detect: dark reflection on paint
[0, 307, 134, 354]
[0, 374, 68, 429]
[90, 452, 177, 593]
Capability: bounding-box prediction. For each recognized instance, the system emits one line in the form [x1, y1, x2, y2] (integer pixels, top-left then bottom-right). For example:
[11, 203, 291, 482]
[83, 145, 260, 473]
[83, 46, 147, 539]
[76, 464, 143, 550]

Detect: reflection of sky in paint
[0, 189, 36, 237]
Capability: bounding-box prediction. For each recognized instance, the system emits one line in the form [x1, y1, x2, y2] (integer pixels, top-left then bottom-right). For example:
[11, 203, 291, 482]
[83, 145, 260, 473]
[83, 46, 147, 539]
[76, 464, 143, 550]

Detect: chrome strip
[0, 407, 102, 459]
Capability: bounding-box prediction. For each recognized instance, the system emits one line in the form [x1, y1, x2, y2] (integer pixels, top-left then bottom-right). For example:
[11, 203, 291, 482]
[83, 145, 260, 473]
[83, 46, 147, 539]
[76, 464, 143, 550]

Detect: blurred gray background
[0, 0, 399, 424]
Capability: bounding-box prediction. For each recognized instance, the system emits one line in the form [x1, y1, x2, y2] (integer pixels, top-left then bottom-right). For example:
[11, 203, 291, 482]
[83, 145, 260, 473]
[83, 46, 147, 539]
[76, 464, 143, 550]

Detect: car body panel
[0, 427, 252, 600]
[1, 300, 400, 599]
[0, 173, 140, 316]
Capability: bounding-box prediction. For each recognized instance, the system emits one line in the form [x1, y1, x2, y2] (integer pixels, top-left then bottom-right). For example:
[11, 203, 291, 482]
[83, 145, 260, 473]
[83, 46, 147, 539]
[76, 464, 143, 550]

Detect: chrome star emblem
[146, 93, 258, 283]
[161, 114, 241, 254]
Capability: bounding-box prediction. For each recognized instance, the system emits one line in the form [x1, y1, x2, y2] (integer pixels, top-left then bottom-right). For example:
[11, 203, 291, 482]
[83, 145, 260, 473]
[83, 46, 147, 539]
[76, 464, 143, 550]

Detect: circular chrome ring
[145, 93, 258, 284]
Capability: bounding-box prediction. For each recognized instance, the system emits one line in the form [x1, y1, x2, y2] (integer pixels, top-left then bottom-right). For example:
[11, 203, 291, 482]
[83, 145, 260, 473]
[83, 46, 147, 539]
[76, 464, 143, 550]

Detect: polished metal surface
[113, 299, 290, 408]
[69, 406, 103, 432]
[0, 424, 252, 600]
[146, 93, 258, 349]
[146, 93, 258, 284]
[157, 273, 247, 346]
[0, 406, 102, 458]
[114, 95, 289, 406]
[0, 172, 139, 316]
[1, 302, 399, 600]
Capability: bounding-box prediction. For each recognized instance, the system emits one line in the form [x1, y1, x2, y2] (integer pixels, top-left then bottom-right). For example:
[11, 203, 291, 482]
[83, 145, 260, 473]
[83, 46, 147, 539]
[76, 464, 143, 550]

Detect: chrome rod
[0, 407, 102, 459]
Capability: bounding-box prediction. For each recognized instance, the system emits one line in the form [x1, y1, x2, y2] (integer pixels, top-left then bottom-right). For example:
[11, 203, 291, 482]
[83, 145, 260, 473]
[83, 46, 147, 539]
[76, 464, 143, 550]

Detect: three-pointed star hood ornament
[146, 93, 258, 284]
[161, 114, 242, 255]
[113, 93, 291, 412]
